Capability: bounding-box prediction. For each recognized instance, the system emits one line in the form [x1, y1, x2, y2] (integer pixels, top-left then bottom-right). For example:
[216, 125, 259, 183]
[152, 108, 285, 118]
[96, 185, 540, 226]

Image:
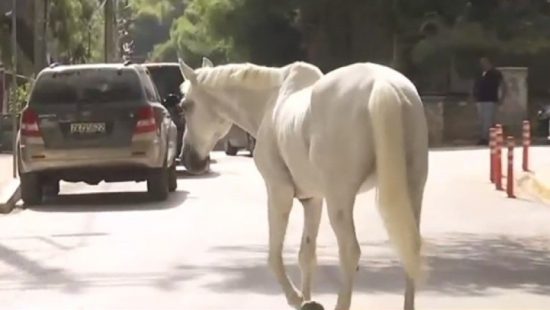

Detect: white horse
[178, 57, 429, 310]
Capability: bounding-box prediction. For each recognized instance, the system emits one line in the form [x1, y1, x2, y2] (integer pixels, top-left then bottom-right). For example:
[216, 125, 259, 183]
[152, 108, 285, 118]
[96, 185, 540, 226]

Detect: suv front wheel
[20, 172, 43, 206]
[225, 140, 239, 156]
[168, 163, 177, 192]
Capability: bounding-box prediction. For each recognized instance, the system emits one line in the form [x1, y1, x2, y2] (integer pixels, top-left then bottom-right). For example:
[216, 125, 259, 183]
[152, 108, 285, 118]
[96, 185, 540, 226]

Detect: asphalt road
[1, 147, 550, 310]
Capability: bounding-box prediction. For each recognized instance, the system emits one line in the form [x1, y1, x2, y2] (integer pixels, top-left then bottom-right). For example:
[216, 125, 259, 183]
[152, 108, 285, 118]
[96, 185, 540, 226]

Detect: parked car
[224, 125, 255, 157]
[537, 104, 550, 141]
[17, 62, 179, 205]
[142, 62, 185, 158]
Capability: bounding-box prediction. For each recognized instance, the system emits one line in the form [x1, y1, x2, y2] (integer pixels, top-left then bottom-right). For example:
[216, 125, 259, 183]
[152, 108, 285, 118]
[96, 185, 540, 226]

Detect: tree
[48, 0, 104, 63]
[128, 0, 186, 61]
[145, 0, 303, 67]
[408, 0, 550, 93]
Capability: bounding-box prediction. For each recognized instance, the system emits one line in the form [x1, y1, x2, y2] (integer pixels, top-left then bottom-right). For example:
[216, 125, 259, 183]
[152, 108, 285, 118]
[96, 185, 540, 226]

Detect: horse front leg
[266, 183, 303, 308]
[298, 197, 323, 304]
[325, 191, 360, 310]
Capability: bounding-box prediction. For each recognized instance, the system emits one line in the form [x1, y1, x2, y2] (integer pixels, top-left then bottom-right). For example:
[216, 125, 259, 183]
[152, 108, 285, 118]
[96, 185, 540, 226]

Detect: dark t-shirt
[474, 68, 503, 102]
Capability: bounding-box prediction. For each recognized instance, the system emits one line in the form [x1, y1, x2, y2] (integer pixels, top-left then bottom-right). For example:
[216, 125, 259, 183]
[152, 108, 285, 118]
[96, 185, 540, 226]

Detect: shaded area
[176, 169, 221, 179]
[0, 233, 548, 298]
[0, 243, 84, 293]
[27, 190, 188, 213]
[170, 233, 550, 297]
[0, 238, 200, 293]
[430, 146, 488, 152]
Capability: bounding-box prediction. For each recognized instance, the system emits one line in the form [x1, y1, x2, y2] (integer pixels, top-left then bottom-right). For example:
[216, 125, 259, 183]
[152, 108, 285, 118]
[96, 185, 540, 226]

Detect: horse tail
[369, 79, 424, 282]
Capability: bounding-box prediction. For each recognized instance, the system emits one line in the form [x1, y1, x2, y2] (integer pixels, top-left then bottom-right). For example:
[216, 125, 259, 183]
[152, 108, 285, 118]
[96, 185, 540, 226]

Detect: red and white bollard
[495, 124, 503, 191]
[507, 136, 516, 198]
[490, 128, 497, 183]
[522, 120, 531, 172]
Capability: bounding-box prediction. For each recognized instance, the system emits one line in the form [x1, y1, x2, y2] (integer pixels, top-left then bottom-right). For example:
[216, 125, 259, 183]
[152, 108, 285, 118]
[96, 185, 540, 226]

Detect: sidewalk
[0, 153, 16, 190]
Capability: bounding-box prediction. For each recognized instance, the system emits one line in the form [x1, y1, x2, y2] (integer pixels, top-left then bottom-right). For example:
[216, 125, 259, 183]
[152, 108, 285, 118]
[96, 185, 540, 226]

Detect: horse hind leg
[325, 189, 361, 310]
[266, 183, 304, 308]
[298, 197, 323, 303]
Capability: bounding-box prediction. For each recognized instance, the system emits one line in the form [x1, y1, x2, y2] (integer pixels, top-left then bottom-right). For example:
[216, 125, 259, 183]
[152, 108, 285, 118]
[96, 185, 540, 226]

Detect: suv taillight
[134, 106, 157, 134]
[21, 108, 41, 137]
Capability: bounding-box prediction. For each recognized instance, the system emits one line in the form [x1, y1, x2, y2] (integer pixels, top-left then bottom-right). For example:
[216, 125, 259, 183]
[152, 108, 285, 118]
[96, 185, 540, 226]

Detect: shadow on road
[0, 243, 85, 293]
[176, 169, 221, 179]
[28, 190, 189, 213]
[166, 233, 550, 297]
[0, 240, 201, 294]
[430, 145, 487, 152]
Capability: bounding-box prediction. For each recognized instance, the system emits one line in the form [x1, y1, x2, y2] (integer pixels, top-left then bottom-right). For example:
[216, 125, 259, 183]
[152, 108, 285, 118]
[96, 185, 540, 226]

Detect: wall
[422, 95, 480, 146]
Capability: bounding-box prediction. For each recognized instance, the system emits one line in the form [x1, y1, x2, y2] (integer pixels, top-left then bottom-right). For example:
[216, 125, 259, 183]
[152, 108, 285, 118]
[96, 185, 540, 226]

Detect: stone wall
[422, 95, 480, 146]
[421, 67, 532, 146]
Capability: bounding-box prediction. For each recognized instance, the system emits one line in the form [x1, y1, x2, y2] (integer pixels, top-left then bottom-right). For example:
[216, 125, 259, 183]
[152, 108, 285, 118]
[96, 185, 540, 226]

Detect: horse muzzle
[182, 146, 210, 175]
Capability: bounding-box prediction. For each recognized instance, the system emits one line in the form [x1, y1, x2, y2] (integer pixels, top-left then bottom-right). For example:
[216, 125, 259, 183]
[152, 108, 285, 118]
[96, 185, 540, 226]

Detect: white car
[224, 125, 255, 156]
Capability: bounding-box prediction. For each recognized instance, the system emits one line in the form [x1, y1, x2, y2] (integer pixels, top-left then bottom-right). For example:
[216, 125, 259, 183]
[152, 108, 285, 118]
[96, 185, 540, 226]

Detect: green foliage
[9, 81, 31, 114]
[407, 0, 550, 88]
[38, 0, 550, 95]
[143, 0, 302, 66]
[130, 0, 185, 21]
[129, 0, 186, 61]
[48, 0, 105, 63]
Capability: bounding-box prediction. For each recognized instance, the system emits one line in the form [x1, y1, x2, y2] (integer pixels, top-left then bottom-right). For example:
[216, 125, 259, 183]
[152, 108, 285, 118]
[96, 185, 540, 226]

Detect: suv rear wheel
[43, 179, 60, 198]
[147, 165, 169, 201]
[20, 172, 43, 206]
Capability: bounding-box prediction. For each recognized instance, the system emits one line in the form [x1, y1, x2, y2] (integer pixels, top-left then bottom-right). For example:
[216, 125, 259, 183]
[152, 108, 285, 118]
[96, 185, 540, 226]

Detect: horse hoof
[301, 301, 324, 310]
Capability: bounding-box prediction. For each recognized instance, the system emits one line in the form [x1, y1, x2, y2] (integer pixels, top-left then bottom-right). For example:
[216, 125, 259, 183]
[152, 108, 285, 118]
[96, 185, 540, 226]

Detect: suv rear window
[146, 66, 184, 100]
[30, 69, 144, 105]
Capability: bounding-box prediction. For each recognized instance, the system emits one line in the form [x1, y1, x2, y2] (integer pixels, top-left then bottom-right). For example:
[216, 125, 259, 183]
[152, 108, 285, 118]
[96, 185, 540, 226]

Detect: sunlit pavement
[0, 147, 550, 310]
[0, 154, 15, 189]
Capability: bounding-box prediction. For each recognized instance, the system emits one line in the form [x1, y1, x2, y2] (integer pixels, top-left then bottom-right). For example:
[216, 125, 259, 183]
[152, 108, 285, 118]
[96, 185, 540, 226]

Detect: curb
[0, 178, 21, 214]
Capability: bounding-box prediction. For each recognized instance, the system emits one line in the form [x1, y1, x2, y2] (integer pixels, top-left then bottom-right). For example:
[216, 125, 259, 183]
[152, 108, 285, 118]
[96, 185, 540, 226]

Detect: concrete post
[496, 67, 528, 136]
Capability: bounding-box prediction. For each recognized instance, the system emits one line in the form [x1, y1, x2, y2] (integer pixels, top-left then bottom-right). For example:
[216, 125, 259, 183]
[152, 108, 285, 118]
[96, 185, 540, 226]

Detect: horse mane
[195, 63, 285, 90]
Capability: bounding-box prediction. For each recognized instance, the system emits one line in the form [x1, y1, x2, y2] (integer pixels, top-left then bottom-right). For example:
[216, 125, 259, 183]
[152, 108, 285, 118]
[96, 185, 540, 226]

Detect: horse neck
[277, 62, 323, 101]
[217, 87, 279, 137]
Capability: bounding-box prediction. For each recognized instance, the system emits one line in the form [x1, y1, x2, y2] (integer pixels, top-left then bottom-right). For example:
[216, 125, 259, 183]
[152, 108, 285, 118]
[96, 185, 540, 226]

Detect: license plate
[70, 122, 106, 134]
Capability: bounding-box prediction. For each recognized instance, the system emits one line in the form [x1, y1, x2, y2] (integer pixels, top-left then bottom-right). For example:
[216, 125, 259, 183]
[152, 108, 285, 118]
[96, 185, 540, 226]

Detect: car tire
[247, 136, 256, 157]
[168, 163, 177, 192]
[147, 165, 169, 201]
[20, 172, 43, 206]
[225, 140, 238, 156]
[43, 180, 60, 197]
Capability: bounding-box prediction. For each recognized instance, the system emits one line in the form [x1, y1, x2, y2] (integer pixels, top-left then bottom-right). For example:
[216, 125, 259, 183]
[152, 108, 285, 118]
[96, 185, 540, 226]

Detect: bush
[6, 82, 31, 115]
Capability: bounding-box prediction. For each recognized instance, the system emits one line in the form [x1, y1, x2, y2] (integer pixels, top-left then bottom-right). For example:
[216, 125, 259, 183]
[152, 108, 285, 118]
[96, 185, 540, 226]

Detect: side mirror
[163, 94, 180, 107]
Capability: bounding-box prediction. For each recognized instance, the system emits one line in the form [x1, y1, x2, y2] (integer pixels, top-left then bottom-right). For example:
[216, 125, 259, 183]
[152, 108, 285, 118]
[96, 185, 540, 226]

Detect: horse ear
[178, 58, 197, 83]
[202, 57, 214, 68]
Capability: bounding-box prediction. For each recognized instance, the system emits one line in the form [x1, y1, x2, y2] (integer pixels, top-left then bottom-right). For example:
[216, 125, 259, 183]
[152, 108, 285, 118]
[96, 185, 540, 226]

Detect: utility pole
[10, 0, 17, 177]
[34, 0, 47, 72]
[104, 0, 118, 63]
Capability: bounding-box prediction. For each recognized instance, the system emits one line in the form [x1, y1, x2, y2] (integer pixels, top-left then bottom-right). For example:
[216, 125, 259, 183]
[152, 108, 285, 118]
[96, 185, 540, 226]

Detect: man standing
[473, 56, 507, 145]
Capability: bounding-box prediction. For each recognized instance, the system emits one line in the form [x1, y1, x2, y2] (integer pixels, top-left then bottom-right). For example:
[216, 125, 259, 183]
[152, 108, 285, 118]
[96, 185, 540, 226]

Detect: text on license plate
[70, 122, 106, 134]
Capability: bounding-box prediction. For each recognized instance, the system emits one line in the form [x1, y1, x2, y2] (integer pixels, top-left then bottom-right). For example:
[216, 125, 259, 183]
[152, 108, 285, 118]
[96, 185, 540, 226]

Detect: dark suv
[17, 63, 179, 205]
[142, 63, 185, 158]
